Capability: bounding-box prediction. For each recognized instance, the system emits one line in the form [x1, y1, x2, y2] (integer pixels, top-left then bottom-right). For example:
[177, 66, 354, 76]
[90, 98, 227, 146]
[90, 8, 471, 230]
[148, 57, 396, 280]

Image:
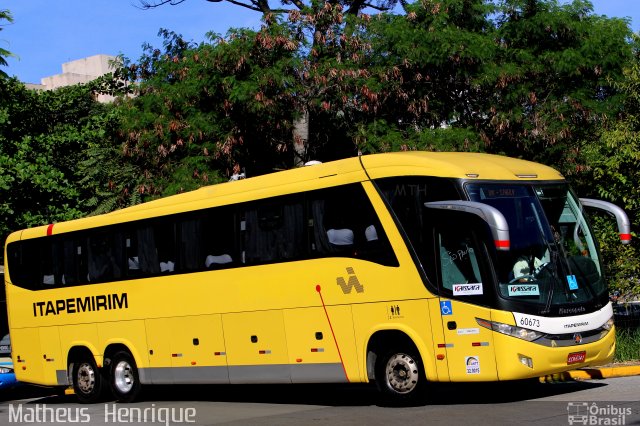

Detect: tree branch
[358, 1, 394, 12]
[139, 0, 268, 13]
[138, 0, 188, 9]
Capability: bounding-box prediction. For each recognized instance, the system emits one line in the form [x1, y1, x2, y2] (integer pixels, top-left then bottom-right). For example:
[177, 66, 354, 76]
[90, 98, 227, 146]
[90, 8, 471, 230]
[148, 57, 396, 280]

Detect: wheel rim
[113, 360, 135, 394]
[77, 362, 96, 394]
[385, 353, 419, 394]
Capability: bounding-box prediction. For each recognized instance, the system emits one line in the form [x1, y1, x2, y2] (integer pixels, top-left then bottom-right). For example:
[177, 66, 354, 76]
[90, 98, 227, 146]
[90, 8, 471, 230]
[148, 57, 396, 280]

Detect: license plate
[567, 351, 586, 365]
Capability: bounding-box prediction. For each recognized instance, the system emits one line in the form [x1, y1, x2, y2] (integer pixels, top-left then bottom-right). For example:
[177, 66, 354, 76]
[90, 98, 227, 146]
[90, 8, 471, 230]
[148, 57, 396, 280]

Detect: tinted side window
[7, 239, 42, 290]
[376, 176, 460, 285]
[242, 194, 306, 265]
[309, 184, 398, 267]
[6, 183, 399, 290]
[87, 231, 126, 282]
[201, 206, 238, 269]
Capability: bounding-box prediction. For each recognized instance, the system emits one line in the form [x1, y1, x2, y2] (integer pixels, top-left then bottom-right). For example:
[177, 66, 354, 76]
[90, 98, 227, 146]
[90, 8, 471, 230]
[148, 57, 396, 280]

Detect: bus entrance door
[432, 217, 498, 382]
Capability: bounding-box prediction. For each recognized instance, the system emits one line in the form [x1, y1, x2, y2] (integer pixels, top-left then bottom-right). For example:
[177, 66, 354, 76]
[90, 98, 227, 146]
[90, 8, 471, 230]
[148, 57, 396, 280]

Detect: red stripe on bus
[316, 285, 350, 382]
[47, 224, 54, 236]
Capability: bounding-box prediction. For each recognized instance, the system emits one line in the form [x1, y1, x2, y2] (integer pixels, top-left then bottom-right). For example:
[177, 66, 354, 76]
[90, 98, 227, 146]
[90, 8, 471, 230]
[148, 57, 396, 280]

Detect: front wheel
[375, 348, 426, 403]
[109, 351, 142, 403]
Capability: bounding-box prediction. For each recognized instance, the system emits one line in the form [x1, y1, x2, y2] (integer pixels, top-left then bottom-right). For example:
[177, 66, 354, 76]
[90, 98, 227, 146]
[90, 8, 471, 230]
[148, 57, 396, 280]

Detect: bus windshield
[466, 183, 606, 315]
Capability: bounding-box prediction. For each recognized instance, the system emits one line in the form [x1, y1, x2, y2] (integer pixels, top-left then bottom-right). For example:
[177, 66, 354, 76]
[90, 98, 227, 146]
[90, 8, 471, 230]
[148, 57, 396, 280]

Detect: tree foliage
[0, 78, 115, 242]
[0, 9, 14, 76]
[114, 24, 302, 198]
[583, 45, 640, 297]
[487, 0, 632, 176]
[102, 0, 634, 197]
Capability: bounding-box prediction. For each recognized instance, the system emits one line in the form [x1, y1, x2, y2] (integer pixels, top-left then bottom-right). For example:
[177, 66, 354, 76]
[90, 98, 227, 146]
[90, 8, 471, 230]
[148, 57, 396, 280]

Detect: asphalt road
[0, 376, 639, 426]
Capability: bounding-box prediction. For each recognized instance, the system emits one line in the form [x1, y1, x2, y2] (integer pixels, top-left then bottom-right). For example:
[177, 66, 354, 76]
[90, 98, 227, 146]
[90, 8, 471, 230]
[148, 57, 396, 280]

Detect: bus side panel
[40, 326, 64, 385]
[145, 318, 173, 384]
[283, 307, 348, 383]
[12, 328, 44, 385]
[352, 299, 437, 382]
[324, 305, 360, 382]
[223, 310, 290, 384]
[439, 301, 498, 382]
[427, 298, 451, 382]
[168, 315, 229, 384]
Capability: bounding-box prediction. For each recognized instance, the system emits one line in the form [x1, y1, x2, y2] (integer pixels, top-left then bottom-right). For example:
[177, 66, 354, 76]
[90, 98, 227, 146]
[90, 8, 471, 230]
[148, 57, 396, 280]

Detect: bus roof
[360, 151, 562, 180]
[8, 152, 564, 240]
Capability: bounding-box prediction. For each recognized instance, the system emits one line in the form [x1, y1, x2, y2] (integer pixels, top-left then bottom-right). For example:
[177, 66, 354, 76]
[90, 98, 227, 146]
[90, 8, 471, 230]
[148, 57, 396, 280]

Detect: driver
[512, 249, 550, 282]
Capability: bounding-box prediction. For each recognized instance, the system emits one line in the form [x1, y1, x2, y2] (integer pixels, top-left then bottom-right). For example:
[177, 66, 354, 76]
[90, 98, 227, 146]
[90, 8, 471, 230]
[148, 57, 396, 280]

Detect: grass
[614, 327, 640, 362]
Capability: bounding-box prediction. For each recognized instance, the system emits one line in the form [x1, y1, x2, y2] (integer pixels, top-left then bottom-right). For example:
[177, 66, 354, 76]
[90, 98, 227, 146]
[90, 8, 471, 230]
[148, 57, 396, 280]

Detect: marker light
[602, 316, 615, 331]
[518, 354, 534, 369]
[476, 318, 544, 342]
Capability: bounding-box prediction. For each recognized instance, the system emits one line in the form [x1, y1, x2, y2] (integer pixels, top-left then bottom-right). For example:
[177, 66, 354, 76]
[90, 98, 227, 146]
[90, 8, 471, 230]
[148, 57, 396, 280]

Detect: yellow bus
[3, 152, 631, 403]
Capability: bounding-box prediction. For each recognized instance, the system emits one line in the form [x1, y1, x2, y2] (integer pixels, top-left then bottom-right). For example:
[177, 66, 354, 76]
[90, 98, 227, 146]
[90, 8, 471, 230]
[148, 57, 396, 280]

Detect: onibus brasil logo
[567, 402, 632, 425]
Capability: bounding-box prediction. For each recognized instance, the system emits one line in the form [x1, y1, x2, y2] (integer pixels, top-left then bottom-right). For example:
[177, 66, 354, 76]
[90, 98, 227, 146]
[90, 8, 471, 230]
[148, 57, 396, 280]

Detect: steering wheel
[509, 274, 536, 284]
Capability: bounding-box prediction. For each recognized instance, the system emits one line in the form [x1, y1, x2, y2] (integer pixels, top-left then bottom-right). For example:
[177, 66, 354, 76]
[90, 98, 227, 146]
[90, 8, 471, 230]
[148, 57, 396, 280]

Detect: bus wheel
[375, 348, 425, 402]
[71, 356, 104, 404]
[109, 351, 141, 403]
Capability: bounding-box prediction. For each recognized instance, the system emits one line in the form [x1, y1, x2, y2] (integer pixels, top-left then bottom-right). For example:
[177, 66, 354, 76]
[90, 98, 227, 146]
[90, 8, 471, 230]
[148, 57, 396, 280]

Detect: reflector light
[518, 354, 533, 369]
[495, 240, 510, 250]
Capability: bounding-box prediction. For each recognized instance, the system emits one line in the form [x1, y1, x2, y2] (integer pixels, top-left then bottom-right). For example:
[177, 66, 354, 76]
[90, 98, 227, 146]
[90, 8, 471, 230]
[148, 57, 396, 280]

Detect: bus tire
[71, 355, 104, 404]
[109, 350, 141, 403]
[374, 347, 426, 403]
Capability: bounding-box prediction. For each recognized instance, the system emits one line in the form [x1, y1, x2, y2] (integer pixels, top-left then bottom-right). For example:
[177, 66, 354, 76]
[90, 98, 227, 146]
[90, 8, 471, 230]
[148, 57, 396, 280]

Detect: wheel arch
[365, 327, 434, 382]
[102, 340, 144, 370]
[67, 345, 99, 368]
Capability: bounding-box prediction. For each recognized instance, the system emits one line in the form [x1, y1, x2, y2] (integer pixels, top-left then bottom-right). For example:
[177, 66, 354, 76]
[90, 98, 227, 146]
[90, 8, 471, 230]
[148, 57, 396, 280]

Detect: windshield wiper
[530, 202, 561, 314]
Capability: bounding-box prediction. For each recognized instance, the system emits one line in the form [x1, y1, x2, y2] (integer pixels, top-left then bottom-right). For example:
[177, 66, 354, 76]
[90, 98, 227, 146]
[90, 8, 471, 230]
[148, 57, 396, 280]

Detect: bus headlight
[476, 318, 545, 342]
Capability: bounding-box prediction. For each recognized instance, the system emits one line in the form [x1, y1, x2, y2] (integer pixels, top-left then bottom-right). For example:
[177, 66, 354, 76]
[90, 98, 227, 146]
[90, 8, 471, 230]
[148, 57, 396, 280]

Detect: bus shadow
[4, 379, 607, 407]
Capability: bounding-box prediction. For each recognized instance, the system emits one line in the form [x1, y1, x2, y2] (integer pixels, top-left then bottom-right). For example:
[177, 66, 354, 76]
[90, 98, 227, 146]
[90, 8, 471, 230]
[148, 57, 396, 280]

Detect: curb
[540, 365, 640, 383]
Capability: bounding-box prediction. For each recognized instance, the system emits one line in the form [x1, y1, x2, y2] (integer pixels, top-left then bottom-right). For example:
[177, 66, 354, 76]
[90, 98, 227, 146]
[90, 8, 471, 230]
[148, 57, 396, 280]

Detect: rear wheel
[109, 351, 141, 403]
[71, 355, 104, 404]
[375, 347, 426, 403]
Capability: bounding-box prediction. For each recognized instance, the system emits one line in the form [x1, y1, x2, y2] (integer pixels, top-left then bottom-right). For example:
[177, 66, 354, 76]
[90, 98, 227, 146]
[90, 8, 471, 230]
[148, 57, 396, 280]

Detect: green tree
[0, 78, 115, 242]
[110, 0, 635, 194]
[113, 24, 302, 198]
[487, 0, 632, 176]
[584, 49, 640, 297]
[0, 9, 14, 77]
[351, 0, 496, 153]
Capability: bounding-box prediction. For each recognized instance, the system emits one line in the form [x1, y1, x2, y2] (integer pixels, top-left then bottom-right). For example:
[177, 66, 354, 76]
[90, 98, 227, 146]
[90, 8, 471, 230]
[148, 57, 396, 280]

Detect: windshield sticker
[453, 283, 483, 296]
[465, 356, 480, 374]
[567, 275, 579, 291]
[508, 284, 540, 296]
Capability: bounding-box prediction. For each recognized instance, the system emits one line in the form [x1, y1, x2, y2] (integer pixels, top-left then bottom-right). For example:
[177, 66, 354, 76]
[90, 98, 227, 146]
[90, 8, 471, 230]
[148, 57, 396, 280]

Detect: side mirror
[579, 199, 631, 245]
[424, 201, 510, 251]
